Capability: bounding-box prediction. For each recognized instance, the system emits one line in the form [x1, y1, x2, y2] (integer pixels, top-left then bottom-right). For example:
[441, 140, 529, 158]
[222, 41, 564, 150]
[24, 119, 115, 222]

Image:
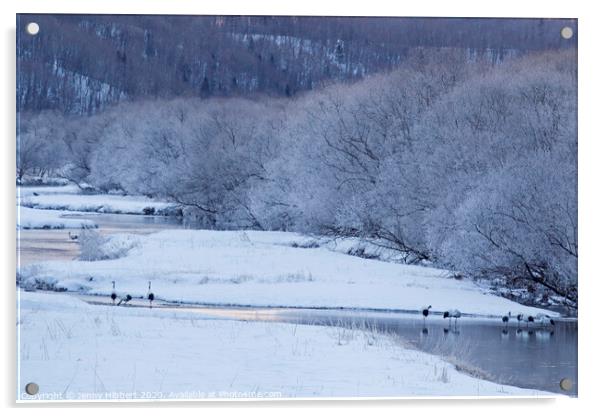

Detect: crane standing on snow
[147, 281, 155, 308]
[110, 281, 117, 305]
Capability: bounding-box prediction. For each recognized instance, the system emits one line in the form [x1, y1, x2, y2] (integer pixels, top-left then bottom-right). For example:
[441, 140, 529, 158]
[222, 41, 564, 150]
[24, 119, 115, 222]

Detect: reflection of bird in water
[443, 326, 460, 336]
[535, 330, 554, 341]
[421, 327, 429, 335]
[501, 328, 509, 338]
[516, 328, 536, 338]
[516, 328, 534, 341]
[516, 313, 524, 328]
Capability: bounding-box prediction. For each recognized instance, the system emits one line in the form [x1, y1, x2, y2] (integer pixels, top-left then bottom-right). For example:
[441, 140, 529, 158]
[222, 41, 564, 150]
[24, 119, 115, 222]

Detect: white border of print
[2, 0, 600, 415]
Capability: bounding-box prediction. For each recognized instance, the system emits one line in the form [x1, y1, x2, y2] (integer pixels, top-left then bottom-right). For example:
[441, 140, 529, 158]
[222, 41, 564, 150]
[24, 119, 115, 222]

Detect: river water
[266, 308, 578, 396]
[17, 213, 183, 266]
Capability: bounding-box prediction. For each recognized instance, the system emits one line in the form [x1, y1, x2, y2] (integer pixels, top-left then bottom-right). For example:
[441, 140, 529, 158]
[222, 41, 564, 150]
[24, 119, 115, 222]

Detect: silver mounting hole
[25, 382, 39, 395]
[26, 22, 40, 36]
[559, 378, 573, 391]
[560, 26, 573, 40]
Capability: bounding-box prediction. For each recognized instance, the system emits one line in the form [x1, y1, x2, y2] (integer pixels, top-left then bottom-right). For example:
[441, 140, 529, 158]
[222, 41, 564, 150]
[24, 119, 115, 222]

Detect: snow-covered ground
[17, 207, 98, 230]
[18, 185, 177, 215]
[16, 187, 561, 400]
[18, 229, 555, 317]
[17, 291, 548, 400]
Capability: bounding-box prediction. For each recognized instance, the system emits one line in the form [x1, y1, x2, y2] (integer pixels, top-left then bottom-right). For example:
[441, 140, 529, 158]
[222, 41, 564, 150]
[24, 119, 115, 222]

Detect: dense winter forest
[17, 15, 576, 114]
[17, 16, 577, 309]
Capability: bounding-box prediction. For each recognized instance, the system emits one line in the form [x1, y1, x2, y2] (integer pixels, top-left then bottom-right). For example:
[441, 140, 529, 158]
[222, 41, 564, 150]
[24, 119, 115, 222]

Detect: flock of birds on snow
[109, 280, 155, 308]
[69, 232, 557, 328]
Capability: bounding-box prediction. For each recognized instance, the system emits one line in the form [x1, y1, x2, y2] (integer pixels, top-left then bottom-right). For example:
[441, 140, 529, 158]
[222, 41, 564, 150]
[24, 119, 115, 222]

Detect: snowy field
[17, 291, 548, 400]
[18, 185, 177, 215]
[17, 207, 98, 230]
[18, 229, 555, 317]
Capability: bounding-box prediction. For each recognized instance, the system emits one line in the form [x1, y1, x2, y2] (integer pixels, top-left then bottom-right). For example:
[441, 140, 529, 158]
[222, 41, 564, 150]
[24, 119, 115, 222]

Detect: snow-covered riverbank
[18, 185, 178, 216]
[17, 207, 98, 230]
[18, 229, 555, 317]
[16, 185, 563, 400]
[17, 291, 548, 400]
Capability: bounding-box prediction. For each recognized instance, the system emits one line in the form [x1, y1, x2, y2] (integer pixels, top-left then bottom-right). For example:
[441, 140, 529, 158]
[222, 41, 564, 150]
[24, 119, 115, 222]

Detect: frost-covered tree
[16, 111, 67, 182]
[437, 147, 577, 305]
[420, 51, 577, 304]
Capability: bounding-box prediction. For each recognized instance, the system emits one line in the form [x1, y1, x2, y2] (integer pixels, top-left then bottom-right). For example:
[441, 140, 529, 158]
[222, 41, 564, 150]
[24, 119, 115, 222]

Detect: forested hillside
[17, 15, 576, 114]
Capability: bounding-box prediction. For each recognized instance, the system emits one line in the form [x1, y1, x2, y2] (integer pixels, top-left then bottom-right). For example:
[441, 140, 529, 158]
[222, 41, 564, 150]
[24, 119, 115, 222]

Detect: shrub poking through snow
[78, 230, 139, 261]
[78, 230, 108, 261]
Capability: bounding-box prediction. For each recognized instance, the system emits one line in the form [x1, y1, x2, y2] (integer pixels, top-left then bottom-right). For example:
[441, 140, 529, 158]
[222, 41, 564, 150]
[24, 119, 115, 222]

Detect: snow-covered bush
[78, 230, 107, 261]
[78, 230, 139, 261]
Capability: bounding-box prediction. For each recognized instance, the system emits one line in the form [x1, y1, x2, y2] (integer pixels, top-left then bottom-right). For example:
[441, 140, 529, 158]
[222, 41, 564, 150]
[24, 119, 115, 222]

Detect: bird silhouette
[110, 281, 117, 305]
[421, 305, 432, 321]
[443, 309, 461, 327]
[147, 281, 155, 308]
[502, 312, 511, 327]
[117, 294, 132, 306]
[421, 305, 432, 332]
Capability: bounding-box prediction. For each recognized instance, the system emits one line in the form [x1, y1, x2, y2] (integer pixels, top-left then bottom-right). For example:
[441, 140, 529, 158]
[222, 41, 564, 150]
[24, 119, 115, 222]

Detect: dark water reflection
[268, 309, 578, 396]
